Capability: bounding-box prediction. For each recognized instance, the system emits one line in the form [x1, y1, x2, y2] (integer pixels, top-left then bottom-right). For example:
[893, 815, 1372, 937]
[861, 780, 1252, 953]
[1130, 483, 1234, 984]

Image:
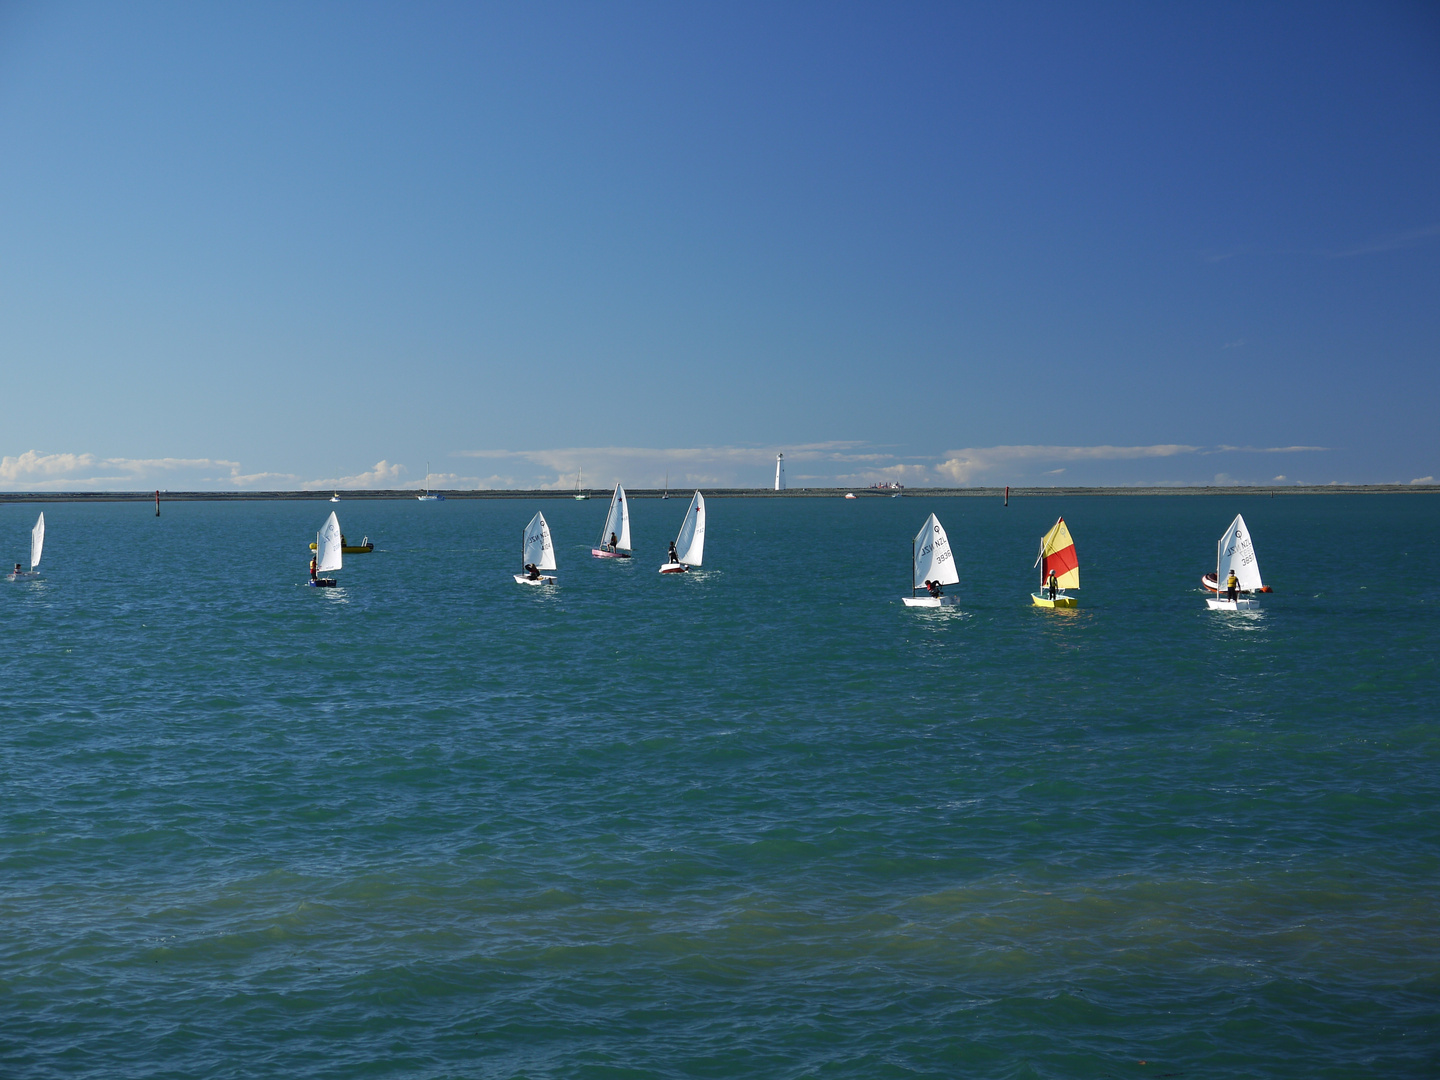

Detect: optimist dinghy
[1032, 517, 1079, 608]
[659, 491, 705, 573]
[515, 511, 557, 584]
[309, 511, 342, 587]
[1206, 514, 1264, 611]
[902, 513, 960, 607]
[592, 484, 632, 559]
[6, 513, 44, 581]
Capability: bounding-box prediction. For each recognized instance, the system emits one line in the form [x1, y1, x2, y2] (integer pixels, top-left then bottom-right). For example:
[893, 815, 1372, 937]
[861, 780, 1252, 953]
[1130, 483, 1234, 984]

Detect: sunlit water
[2, 494, 1437, 1078]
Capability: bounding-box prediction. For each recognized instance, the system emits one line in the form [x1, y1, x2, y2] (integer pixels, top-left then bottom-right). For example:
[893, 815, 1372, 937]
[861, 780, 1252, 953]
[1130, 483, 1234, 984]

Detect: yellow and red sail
[1037, 518, 1079, 589]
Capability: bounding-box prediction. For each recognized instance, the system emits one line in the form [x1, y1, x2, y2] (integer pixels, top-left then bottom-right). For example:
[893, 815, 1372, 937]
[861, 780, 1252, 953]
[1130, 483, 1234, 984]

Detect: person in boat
[1048, 568, 1059, 600]
[608, 532, 619, 553]
[668, 540, 678, 565]
[524, 562, 541, 580]
[309, 555, 318, 583]
[925, 579, 942, 599]
[12, 562, 21, 577]
[1226, 569, 1239, 603]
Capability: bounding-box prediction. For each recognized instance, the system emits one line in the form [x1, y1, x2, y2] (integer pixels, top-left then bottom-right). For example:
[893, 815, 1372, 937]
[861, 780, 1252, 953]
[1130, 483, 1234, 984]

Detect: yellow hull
[309, 543, 373, 554]
[1031, 591, 1077, 608]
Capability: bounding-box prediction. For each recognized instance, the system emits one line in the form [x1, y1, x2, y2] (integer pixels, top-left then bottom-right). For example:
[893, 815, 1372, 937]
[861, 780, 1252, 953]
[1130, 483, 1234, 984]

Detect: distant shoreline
[0, 484, 1433, 503]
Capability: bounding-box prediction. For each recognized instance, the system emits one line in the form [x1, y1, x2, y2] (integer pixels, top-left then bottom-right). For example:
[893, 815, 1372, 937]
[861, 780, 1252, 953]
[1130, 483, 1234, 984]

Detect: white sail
[913, 513, 959, 588]
[601, 485, 631, 550]
[524, 511, 556, 571]
[30, 512, 44, 570]
[1216, 513, 1263, 592]
[316, 511, 343, 573]
[673, 491, 705, 565]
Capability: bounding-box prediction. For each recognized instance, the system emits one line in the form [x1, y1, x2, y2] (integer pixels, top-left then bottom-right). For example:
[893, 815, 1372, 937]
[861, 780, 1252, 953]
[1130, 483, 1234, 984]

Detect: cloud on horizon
[0, 442, 1347, 491]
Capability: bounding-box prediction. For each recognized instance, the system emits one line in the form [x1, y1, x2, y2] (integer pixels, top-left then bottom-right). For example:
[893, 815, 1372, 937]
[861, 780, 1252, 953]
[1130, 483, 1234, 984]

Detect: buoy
[155, 489, 160, 517]
[1004, 485, 1009, 506]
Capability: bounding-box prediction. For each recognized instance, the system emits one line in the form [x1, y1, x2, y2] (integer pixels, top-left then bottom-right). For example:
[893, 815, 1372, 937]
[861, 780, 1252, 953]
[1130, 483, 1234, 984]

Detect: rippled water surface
[2, 494, 1437, 1078]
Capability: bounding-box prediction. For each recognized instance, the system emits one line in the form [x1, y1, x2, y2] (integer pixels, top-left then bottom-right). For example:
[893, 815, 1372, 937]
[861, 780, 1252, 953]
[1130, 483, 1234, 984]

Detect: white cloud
[934, 444, 1198, 485]
[1211, 445, 1327, 454]
[455, 443, 915, 489]
[1412, 476, 1435, 486]
[300, 461, 406, 490]
[1330, 223, 1440, 258]
[0, 450, 98, 483]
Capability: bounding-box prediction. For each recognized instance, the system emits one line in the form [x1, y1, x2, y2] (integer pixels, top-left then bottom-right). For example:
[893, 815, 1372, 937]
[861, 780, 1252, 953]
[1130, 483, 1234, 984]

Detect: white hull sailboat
[1032, 517, 1079, 608]
[309, 511, 342, 587]
[592, 484, 632, 559]
[574, 467, 589, 501]
[902, 513, 960, 607]
[6, 513, 44, 581]
[659, 491, 705, 573]
[417, 462, 444, 501]
[1205, 514, 1264, 611]
[515, 511, 557, 584]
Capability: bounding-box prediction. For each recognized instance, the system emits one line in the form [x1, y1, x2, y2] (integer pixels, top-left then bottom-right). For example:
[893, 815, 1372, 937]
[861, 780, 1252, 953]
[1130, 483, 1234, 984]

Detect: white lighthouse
[775, 453, 785, 492]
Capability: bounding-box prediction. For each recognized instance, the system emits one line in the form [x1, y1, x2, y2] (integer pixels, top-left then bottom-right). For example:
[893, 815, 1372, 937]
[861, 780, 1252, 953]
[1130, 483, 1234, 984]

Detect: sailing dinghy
[515, 511, 557, 584]
[659, 491, 704, 573]
[1032, 517, 1078, 608]
[309, 511, 342, 587]
[902, 513, 960, 607]
[592, 484, 632, 558]
[6, 513, 44, 581]
[1206, 514, 1264, 611]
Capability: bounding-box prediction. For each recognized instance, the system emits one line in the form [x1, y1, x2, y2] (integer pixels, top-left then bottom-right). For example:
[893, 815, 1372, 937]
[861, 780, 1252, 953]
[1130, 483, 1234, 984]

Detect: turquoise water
[2, 494, 1437, 1079]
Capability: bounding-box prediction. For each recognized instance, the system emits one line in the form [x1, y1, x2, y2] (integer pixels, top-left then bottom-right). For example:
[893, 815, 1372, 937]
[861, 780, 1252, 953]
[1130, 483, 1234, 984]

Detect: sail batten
[316, 512, 343, 574]
[1036, 517, 1079, 590]
[673, 491, 705, 565]
[913, 514, 959, 588]
[601, 485, 631, 550]
[1216, 514, 1263, 592]
[524, 511, 557, 571]
[30, 512, 44, 570]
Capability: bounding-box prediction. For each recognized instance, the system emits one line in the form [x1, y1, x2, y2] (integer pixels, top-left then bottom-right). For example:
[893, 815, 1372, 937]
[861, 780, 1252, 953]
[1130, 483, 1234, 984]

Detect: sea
[2, 493, 1437, 1079]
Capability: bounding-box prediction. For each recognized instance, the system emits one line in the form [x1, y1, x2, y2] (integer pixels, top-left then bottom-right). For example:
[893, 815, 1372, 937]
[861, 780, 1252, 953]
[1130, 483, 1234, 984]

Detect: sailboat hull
[1206, 596, 1260, 611]
[514, 574, 556, 585]
[308, 579, 338, 588]
[658, 563, 688, 574]
[903, 594, 959, 608]
[592, 548, 631, 559]
[1202, 573, 1269, 594]
[6, 571, 40, 581]
[1031, 591, 1077, 608]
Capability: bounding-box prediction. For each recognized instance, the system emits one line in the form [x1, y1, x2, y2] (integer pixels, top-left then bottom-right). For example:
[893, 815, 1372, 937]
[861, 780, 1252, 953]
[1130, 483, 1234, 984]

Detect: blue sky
[1, 1, 1437, 490]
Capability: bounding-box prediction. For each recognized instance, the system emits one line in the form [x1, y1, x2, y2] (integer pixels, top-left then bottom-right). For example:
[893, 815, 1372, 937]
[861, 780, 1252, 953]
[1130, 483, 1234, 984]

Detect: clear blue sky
[1, 1, 1437, 489]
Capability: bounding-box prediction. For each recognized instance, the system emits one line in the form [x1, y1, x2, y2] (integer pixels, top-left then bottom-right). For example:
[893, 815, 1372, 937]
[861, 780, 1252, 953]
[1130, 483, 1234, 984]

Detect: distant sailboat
[309, 511, 342, 587]
[1032, 517, 1079, 608]
[659, 491, 704, 573]
[662, 472, 669, 500]
[592, 484, 632, 559]
[574, 467, 590, 500]
[902, 513, 959, 607]
[1205, 514, 1265, 611]
[330, 492, 340, 503]
[514, 511, 557, 584]
[418, 462, 444, 501]
[6, 513, 44, 581]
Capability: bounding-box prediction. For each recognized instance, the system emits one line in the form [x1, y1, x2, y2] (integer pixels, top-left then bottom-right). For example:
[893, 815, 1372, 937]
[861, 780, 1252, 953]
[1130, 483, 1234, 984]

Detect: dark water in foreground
[2, 494, 1437, 1079]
